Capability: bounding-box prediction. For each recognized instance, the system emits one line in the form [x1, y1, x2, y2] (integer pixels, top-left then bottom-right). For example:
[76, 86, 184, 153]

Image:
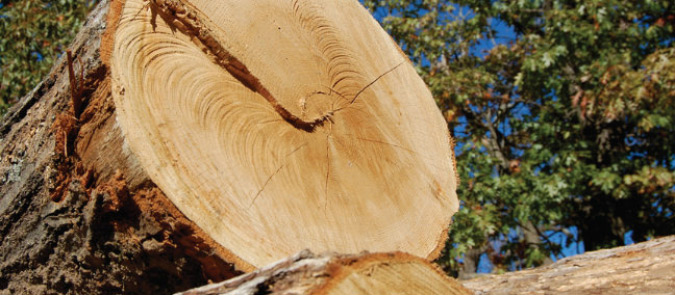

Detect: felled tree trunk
[0, 2, 241, 294]
[462, 235, 675, 295]
[177, 250, 472, 295]
[0, 0, 459, 294]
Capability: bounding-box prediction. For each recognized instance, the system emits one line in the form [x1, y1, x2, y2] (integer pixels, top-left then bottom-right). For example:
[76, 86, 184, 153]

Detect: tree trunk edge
[462, 235, 675, 295]
[0, 1, 244, 294]
[175, 236, 674, 295]
[176, 250, 472, 295]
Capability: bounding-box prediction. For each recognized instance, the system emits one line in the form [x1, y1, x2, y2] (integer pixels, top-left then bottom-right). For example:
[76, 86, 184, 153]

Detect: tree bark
[0, 0, 459, 294]
[176, 250, 471, 295]
[0, 2, 241, 294]
[462, 235, 675, 295]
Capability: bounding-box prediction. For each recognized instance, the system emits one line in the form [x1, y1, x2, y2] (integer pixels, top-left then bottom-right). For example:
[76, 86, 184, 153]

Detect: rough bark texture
[463, 235, 675, 295]
[1, 0, 458, 293]
[0, 1, 241, 294]
[176, 250, 472, 295]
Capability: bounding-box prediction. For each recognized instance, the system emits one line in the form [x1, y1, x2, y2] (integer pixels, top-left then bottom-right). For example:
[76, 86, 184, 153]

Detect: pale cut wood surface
[463, 235, 675, 295]
[111, 0, 459, 269]
[176, 250, 472, 295]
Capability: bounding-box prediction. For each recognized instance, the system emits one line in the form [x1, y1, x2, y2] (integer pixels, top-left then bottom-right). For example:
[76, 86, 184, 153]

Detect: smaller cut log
[463, 235, 675, 295]
[176, 250, 472, 295]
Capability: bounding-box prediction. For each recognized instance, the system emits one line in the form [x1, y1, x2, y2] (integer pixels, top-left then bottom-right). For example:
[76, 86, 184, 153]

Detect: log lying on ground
[463, 235, 675, 295]
[0, 0, 458, 293]
[176, 250, 472, 295]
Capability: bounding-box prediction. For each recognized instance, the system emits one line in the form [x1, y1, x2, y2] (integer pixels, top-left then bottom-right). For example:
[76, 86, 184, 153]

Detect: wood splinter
[66, 49, 84, 118]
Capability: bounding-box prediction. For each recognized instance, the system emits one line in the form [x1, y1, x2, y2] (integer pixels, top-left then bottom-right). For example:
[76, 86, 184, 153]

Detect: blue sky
[365, 2, 645, 273]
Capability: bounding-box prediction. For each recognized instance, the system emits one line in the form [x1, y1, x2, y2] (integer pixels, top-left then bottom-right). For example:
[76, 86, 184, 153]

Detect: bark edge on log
[463, 235, 675, 295]
[177, 250, 472, 295]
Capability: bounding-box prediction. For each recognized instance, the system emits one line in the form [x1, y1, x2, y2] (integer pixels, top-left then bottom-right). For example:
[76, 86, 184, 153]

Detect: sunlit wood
[111, 0, 458, 269]
[177, 251, 472, 295]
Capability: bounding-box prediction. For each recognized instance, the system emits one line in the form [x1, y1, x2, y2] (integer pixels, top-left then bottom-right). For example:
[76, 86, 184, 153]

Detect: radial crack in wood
[111, 0, 458, 269]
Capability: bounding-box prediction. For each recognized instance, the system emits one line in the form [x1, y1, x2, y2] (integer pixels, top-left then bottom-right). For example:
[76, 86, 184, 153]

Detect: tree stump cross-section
[0, 0, 459, 293]
[111, 0, 459, 270]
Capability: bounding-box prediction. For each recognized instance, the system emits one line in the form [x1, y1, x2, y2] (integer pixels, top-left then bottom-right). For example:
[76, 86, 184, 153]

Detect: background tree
[0, 0, 96, 113]
[364, 0, 675, 277]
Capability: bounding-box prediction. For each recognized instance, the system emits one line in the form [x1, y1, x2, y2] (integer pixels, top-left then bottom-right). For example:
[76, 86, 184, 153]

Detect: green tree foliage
[364, 0, 675, 276]
[0, 0, 95, 113]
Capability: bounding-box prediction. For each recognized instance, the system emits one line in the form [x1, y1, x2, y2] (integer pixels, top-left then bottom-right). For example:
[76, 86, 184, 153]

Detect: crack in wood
[324, 134, 331, 213]
[144, 0, 328, 132]
[144, 0, 404, 134]
[348, 62, 404, 106]
[247, 143, 308, 209]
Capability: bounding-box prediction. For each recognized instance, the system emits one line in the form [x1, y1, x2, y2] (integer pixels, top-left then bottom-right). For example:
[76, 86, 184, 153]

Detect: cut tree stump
[111, 0, 459, 270]
[462, 235, 675, 295]
[0, 0, 458, 294]
[175, 250, 472, 295]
